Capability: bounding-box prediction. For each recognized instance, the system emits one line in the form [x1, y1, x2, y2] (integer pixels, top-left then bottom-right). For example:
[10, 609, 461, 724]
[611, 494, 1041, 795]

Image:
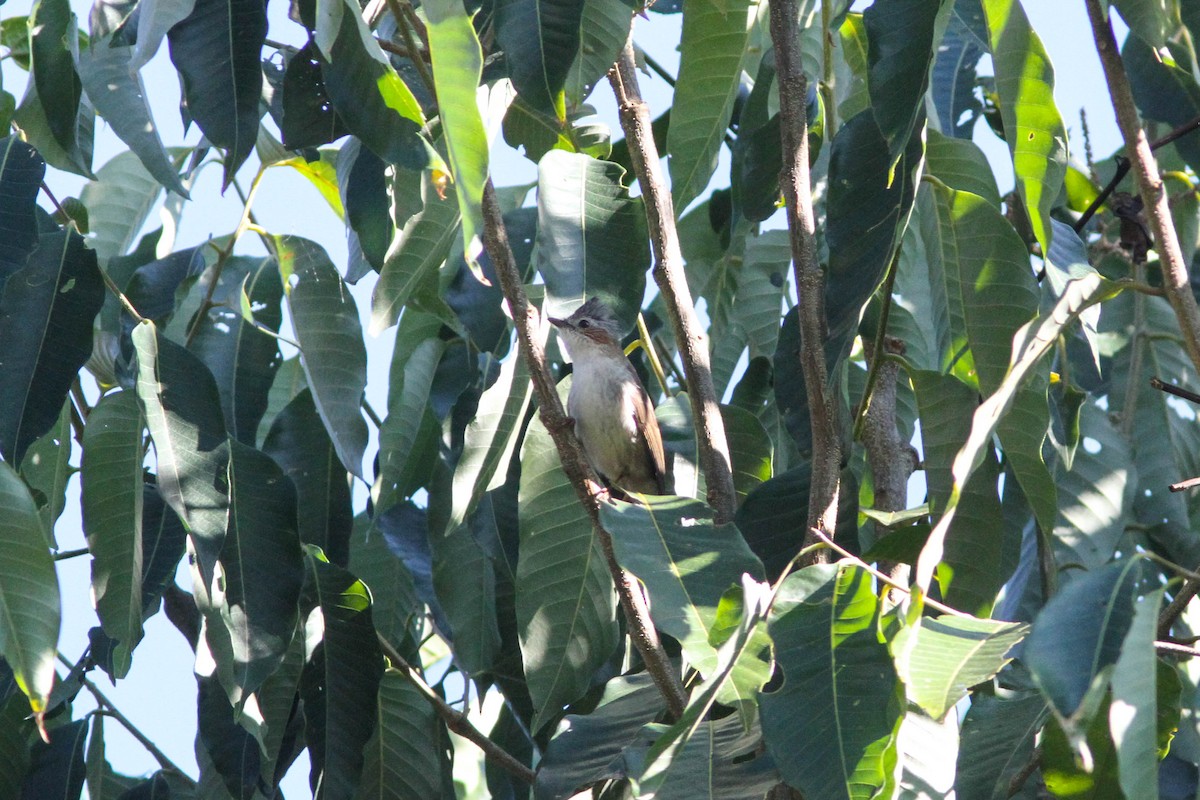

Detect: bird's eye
[578, 319, 591, 329]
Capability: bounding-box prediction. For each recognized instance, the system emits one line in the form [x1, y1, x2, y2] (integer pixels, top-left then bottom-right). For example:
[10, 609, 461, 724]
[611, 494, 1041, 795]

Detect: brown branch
[376, 634, 536, 785]
[481, 182, 688, 718]
[768, 0, 840, 560]
[608, 38, 738, 526]
[1086, 0, 1200, 374]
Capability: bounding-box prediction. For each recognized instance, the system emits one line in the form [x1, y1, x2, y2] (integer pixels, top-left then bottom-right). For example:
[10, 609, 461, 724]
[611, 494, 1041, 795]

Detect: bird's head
[548, 297, 624, 352]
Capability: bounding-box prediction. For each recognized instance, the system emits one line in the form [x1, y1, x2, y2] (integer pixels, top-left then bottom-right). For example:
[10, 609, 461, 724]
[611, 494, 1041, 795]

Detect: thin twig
[608, 37, 737, 525]
[384, 0, 436, 101]
[808, 528, 972, 619]
[362, 398, 384, 429]
[1150, 376, 1200, 405]
[768, 0, 840, 561]
[1085, 0, 1200, 375]
[80, 675, 193, 781]
[1006, 746, 1042, 798]
[1155, 640, 1200, 658]
[53, 547, 90, 561]
[376, 634, 535, 784]
[480, 181, 688, 718]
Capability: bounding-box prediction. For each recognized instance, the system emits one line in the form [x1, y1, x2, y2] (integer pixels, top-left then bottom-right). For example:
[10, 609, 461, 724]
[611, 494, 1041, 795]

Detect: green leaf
[167, 0, 265, 187]
[535, 674, 666, 799]
[891, 615, 1028, 721]
[1041, 693, 1122, 800]
[19, 400, 74, 543]
[494, 0, 586, 113]
[374, 336, 446, 514]
[1025, 559, 1141, 727]
[278, 150, 344, 218]
[981, 0, 1068, 256]
[929, 3, 985, 138]
[425, 0, 489, 266]
[132, 321, 231, 597]
[895, 705, 958, 799]
[565, 0, 631, 107]
[127, 0, 199, 70]
[1110, 589, 1163, 800]
[0, 137, 46, 290]
[263, 388, 354, 566]
[201, 440, 304, 704]
[348, 517, 422, 653]
[82, 391, 145, 679]
[80, 151, 164, 265]
[280, 41, 351, 151]
[517, 406, 618, 733]
[1112, 0, 1179, 48]
[277, 235, 369, 479]
[924, 128, 1000, 208]
[738, 230, 790, 361]
[444, 353, 532, 536]
[914, 273, 1120, 602]
[956, 688, 1047, 800]
[77, 35, 188, 196]
[354, 667, 451, 800]
[28, 0, 83, 160]
[300, 551, 384, 800]
[12, 58, 95, 179]
[631, 713, 779, 799]
[864, 0, 944, 169]
[0, 229, 103, 464]
[0, 461, 60, 715]
[370, 178, 461, 335]
[759, 564, 903, 800]
[601, 496, 764, 691]
[535, 151, 650, 329]
[667, 0, 753, 213]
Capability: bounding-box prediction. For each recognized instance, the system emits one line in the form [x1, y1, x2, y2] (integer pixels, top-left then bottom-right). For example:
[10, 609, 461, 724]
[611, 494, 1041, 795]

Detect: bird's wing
[632, 386, 668, 494]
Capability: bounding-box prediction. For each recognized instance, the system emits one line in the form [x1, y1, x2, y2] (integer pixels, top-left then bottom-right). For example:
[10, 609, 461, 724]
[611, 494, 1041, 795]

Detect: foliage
[0, 0, 1198, 797]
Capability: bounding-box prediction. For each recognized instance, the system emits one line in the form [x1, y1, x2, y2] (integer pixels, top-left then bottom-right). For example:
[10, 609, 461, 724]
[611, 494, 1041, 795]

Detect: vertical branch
[768, 0, 840, 559]
[608, 38, 738, 526]
[480, 182, 688, 718]
[1085, 0, 1200, 372]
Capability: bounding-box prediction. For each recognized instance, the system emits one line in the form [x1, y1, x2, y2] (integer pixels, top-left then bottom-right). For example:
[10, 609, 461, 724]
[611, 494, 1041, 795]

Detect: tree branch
[768, 0, 840, 560]
[480, 182, 688, 718]
[376, 634, 536, 785]
[608, 37, 738, 526]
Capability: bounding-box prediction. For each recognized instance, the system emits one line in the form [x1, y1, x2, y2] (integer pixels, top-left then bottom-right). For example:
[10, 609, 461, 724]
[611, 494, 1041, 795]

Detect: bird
[548, 298, 669, 497]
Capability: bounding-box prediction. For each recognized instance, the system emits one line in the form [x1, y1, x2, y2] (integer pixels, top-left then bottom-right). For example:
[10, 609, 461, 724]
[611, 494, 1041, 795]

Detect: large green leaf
[425, 0, 489, 265]
[895, 705, 958, 799]
[277, 235, 369, 479]
[370, 179, 460, 335]
[202, 440, 304, 704]
[167, 0, 265, 186]
[354, 667, 451, 800]
[631, 713, 778, 799]
[914, 273, 1119, 602]
[348, 517, 422, 653]
[924, 129, 1000, 208]
[601, 496, 764, 688]
[981, 0, 1067, 256]
[0, 228, 103, 464]
[493, 0, 586, 113]
[1111, 589, 1163, 800]
[19, 400, 73, 544]
[0, 137, 45, 290]
[516, 408, 619, 733]
[132, 321, 231, 597]
[863, 0, 944, 168]
[535, 674, 666, 799]
[955, 689, 1047, 800]
[300, 550, 384, 800]
[263, 389, 353, 566]
[80, 151, 164, 265]
[188, 255, 282, 447]
[374, 335, 446, 515]
[911, 370, 1007, 616]
[77, 34, 187, 196]
[0, 462, 60, 715]
[759, 564, 903, 800]
[667, 0, 753, 213]
[1024, 559, 1141, 727]
[82, 390, 145, 680]
[891, 615, 1027, 721]
[1112, 0, 1178, 49]
[535, 151, 649, 328]
[564, 0, 630, 107]
[27, 0, 83, 160]
[444, 353, 532, 537]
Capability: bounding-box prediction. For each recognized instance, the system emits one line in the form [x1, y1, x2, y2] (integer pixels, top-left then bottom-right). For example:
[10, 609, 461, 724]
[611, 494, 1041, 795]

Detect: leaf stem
[609, 36, 738, 525]
[52, 547, 90, 561]
[637, 313, 670, 396]
[376, 634, 535, 784]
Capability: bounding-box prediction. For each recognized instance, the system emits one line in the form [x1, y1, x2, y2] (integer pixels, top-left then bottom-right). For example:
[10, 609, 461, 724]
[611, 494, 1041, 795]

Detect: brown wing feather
[631, 384, 668, 494]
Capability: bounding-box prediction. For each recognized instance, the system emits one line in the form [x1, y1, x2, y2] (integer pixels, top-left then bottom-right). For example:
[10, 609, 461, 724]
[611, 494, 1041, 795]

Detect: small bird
[548, 298, 668, 497]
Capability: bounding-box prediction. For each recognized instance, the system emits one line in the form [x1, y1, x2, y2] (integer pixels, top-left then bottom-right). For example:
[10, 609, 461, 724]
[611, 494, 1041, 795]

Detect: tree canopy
[1, 0, 1200, 797]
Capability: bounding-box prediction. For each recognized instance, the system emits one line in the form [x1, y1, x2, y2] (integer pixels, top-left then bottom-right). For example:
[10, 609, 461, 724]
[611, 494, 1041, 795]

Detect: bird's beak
[548, 316, 566, 328]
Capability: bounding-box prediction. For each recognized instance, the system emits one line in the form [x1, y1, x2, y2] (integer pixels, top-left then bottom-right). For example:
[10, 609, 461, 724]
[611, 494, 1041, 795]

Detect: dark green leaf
[19, 400, 73, 542]
[956, 689, 1047, 800]
[278, 235, 369, 479]
[0, 229, 103, 464]
[21, 718, 87, 799]
[29, 0, 84, 160]
[535, 151, 649, 329]
[0, 137, 45, 292]
[1111, 589, 1163, 799]
[759, 563, 903, 800]
[167, 0, 266, 186]
[348, 516, 422, 654]
[864, 0, 943, 167]
[929, 6, 985, 139]
[355, 667, 451, 800]
[564, 0, 630, 107]
[82, 390, 145, 679]
[0, 461, 60, 715]
[281, 41, 349, 151]
[337, 140, 392, 277]
[494, 0, 585, 113]
[196, 673, 261, 799]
